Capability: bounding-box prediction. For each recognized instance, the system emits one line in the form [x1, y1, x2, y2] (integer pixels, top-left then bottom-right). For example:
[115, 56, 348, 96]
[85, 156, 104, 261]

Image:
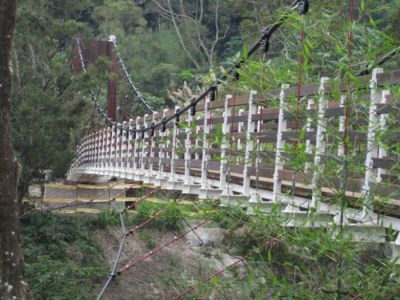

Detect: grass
[21, 214, 107, 300]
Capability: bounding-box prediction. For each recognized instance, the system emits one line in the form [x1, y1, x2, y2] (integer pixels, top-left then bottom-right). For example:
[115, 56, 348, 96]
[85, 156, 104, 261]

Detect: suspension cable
[75, 37, 108, 121]
[111, 37, 156, 113]
[76, 0, 309, 135]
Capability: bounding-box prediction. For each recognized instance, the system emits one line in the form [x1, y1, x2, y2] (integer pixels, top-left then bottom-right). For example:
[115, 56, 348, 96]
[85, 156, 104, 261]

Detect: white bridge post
[220, 95, 233, 191]
[362, 68, 384, 222]
[337, 95, 346, 157]
[310, 77, 329, 210]
[305, 97, 315, 173]
[201, 99, 211, 190]
[184, 107, 193, 185]
[133, 117, 140, 172]
[140, 114, 149, 180]
[101, 129, 105, 172]
[377, 90, 390, 182]
[111, 124, 117, 174]
[195, 116, 201, 161]
[145, 112, 157, 183]
[237, 108, 244, 165]
[107, 127, 112, 174]
[95, 131, 100, 170]
[243, 91, 258, 197]
[127, 119, 134, 172]
[168, 106, 180, 188]
[155, 109, 168, 187]
[272, 84, 289, 203]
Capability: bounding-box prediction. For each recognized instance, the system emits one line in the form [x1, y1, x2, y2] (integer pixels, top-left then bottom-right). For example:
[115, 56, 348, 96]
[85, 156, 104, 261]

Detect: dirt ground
[94, 226, 245, 300]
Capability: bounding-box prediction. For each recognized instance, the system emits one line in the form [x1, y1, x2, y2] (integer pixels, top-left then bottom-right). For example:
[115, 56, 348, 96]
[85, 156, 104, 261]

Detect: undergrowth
[21, 214, 107, 300]
[92, 200, 185, 231]
[190, 206, 400, 300]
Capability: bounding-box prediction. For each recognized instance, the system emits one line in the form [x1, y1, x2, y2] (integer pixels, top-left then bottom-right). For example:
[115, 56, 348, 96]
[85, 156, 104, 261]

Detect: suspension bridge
[44, 0, 400, 298]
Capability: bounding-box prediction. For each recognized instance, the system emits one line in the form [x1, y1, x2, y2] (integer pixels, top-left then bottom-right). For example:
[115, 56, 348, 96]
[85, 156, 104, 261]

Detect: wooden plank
[373, 158, 399, 170]
[377, 69, 400, 86]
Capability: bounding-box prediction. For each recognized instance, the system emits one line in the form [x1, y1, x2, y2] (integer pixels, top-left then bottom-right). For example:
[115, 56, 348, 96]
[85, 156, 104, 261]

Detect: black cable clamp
[297, 0, 309, 15]
[190, 98, 197, 117]
[260, 29, 271, 55]
[132, 128, 137, 139]
[209, 85, 217, 101]
[150, 122, 155, 137]
[141, 126, 145, 139]
[175, 108, 181, 127]
[162, 117, 167, 133]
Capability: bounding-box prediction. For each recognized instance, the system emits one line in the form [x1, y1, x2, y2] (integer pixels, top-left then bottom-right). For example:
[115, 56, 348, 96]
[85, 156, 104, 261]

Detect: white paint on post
[107, 127, 112, 170]
[305, 97, 315, 173]
[102, 129, 106, 169]
[121, 121, 128, 170]
[170, 106, 180, 182]
[311, 77, 329, 210]
[362, 68, 384, 222]
[133, 117, 141, 171]
[184, 108, 193, 185]
[141, 114, 149, 176]
[201, 99, 211, 189]
[195, 116, 201, 161]
[337, 95, 346, 157]
[157, 109, 169, 181]
[272, 84, 289, 203]
[377, 90, 390, 182]
[220, 95, 233, 191]
[127, 119, 134, 169]
[243, 91, 258, 197]
[237, 108, 244, 165]
[148, 112, 157, 179]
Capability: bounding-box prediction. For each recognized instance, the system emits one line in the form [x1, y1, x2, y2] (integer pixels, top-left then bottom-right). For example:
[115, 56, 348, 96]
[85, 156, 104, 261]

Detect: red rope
[126, 188, 160, 209]
[118, 220, 209, 274]
[172, 236, 282, 300]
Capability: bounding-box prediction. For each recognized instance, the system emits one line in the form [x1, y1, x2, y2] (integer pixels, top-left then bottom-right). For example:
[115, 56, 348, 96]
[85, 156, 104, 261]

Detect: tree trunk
[0, 1, 32, 299]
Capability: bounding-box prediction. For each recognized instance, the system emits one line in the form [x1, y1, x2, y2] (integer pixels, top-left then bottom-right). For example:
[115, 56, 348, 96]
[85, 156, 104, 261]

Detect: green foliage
[134, 201, 185, 232]
[92, 208, 121, 228]
[194, 206, 400, 299]
[21, 214, 107, 299]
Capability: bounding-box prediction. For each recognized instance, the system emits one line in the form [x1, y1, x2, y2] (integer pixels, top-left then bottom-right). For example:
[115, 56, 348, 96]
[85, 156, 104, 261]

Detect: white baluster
[145, 112, 157, 183]
[140, 114, 149, 179]
[377, 90, 390, 182]
[155, 109, 169, 187]
[362, 68, 384, 222]
[237, 108, 244, 165]
[310, 77, 330, 210]
[168, 106, 180, 189]
[127, 119, 134, 172]
[305, 97, 316, 173]
[243, 91, 258, 197]
[201, 100, 211, 191]
[272, 85, 289, 203]
[337, 95, 346, 157]
[184, 107, 193, 185]
[220, 95, 233, 192]
[133, 117, 141, 172]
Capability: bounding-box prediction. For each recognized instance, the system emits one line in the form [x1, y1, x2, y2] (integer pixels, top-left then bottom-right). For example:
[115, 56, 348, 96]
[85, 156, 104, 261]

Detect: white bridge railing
[68, 69, 400, 258]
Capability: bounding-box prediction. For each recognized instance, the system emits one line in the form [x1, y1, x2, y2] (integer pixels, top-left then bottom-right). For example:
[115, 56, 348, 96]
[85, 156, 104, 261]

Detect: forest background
[11, 0, 400, 198]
